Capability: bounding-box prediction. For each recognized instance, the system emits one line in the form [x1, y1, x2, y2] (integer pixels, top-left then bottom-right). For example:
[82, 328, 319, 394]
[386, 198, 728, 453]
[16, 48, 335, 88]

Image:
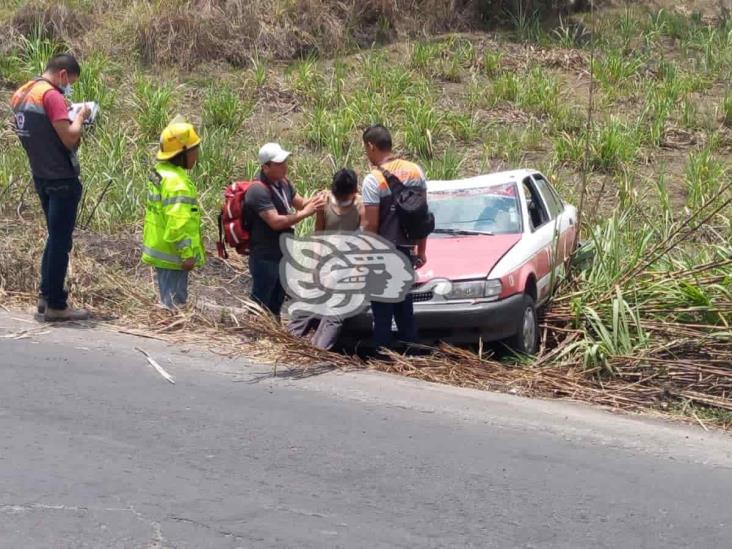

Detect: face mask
[59, 74, 72, 97]
[336, 198, 354, 208]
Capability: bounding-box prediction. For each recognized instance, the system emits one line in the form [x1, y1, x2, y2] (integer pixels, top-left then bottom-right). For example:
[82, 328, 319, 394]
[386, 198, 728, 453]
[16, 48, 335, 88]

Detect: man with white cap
[244, 143, 326, 317]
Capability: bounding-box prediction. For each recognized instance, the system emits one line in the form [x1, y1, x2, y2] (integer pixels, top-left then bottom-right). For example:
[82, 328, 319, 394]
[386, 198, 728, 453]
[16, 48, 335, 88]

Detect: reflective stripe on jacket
[142, 162, 205, 270]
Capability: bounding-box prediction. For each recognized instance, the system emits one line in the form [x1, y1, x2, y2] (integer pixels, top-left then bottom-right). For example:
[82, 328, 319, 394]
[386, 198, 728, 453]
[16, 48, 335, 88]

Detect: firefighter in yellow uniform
[142, 116, 205, 309]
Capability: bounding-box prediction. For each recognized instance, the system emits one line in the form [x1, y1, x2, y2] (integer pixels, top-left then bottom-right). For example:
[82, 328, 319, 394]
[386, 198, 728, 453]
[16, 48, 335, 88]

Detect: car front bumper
[342, 293, 525, 346]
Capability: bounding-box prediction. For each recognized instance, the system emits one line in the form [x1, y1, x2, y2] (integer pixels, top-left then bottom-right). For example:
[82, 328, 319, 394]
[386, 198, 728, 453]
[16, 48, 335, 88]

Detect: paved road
[1, 313, 731, 548]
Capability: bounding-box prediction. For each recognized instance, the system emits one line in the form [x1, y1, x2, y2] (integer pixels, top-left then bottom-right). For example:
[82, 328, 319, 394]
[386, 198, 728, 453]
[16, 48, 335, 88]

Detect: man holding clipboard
[11, 53, 93, 321]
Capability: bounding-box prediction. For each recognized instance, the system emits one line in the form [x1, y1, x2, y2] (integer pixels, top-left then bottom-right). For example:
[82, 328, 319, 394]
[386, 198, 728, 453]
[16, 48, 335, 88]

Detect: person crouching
[287, 168, 363, 350]
[142, 116, 205, 309]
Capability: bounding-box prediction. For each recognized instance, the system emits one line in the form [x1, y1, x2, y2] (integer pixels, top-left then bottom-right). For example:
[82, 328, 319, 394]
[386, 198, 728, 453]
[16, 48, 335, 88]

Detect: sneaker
[37, 297, 47, 314]
[44, 307, 90, 322]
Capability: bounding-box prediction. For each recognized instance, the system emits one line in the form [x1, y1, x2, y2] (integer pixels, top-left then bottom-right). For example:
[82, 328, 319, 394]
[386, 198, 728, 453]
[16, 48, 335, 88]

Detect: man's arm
[259, 204, 320, 232]
[361, 174, 381, 234]
[362, 205, 379, 233]
[292, 189, 328, 211]
[45, 91, 89, 150]
[52, 113, 86, 150]
[415, 238, 427, 267]
[314, 209, 325, 231]
[291, 192, 306, 211]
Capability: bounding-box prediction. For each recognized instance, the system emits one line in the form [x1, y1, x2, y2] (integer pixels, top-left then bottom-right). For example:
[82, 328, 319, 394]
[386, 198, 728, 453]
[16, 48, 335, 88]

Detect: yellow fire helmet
[157, 115, 201, 161]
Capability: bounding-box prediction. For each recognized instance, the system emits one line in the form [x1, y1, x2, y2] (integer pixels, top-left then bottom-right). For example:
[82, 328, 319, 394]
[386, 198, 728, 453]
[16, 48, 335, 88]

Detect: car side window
[522, 177, 550, 231]
[533, 175, 563, 219]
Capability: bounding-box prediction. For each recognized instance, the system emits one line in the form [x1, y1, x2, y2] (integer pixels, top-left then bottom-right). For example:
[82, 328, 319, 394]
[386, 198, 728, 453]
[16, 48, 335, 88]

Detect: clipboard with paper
[68, 101, 100, 125]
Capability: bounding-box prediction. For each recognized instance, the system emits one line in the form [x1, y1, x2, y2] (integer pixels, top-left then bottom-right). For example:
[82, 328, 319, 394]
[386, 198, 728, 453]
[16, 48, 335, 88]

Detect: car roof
[427, 169, 537, 192]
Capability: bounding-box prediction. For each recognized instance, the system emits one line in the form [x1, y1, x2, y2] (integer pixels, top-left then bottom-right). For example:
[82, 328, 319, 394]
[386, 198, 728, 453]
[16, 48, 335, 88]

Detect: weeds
[685, 147, 727, 209]
[202, 85, 250, 132]
[481, 49, 502, 77]
[723, 94, 732, 127]
[592, 50, 645, 92]
[250, 56, 268, 88]
[288, 54, 325, 102]
[132, 79, 174, 141]
[486, 67, 565, 119]
[403, 97, 441, 159]
[71, 52, 116, 113]
[555, 118, 641, 173]
[410, 41, 442, 70]
[424, 148, 464, 180]
[508, 3, 542, 43]
[16, 25, 63, 78]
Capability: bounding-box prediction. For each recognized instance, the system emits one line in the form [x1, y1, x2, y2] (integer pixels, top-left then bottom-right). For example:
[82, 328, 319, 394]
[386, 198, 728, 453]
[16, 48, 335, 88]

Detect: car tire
[505, 294, 539, 356]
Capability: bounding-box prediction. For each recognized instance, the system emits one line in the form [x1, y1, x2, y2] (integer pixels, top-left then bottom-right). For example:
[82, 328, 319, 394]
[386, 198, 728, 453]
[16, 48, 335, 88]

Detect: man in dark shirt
[244, 143, 326, 317]
[11, 54, 91, 321]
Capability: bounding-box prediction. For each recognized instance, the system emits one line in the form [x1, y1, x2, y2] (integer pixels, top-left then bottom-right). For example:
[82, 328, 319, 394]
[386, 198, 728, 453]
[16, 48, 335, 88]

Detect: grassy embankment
[0, 1, 730, 426]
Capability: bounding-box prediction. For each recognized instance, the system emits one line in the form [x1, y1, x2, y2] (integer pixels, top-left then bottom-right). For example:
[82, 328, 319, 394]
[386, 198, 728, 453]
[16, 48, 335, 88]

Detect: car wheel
[506, 294, 539, 355]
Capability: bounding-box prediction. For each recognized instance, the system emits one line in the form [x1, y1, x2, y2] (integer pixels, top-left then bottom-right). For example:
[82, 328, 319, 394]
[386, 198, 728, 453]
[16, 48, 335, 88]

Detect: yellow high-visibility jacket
[142, 162, 205, 270]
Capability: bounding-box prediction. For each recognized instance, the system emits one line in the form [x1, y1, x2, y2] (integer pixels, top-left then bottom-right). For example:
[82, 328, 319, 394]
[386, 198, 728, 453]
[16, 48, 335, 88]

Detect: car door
[521, 176, 556, 304]
[531, 174, 575, 290]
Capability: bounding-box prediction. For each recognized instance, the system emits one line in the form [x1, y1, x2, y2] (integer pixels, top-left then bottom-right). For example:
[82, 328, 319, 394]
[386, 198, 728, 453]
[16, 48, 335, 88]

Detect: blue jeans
[371, 294, 417, 349]
[34, 177, 82, 310]
[249, 255, 285, 317]
[371, 245, 417, 349]
[156, 268, 189, 309]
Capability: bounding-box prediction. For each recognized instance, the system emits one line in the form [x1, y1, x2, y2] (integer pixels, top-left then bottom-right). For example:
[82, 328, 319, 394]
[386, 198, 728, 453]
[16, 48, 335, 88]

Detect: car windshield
[429, 182, 522, 234]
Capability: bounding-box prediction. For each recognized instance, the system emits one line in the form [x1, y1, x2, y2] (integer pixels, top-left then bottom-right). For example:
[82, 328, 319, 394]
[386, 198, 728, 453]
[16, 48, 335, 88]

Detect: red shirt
[42, 88, 70, 123]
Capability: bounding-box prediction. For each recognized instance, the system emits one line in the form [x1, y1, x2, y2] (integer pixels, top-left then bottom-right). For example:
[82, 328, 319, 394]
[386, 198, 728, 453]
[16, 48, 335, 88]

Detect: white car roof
[427, 169, 537, 192]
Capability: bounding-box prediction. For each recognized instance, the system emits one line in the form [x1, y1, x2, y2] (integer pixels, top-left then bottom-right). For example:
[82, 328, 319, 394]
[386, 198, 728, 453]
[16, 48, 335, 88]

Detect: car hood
[416, 234, 521, 283]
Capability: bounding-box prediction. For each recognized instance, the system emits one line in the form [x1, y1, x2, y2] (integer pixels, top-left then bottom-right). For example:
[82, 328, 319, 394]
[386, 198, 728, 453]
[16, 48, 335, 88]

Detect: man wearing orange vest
[11, 54, 91, 321]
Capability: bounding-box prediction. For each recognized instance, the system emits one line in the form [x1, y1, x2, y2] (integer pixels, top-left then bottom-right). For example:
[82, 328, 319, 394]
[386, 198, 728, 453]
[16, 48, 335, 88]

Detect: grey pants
[156, 268, 189, 309]
[287, 312, 343, 351]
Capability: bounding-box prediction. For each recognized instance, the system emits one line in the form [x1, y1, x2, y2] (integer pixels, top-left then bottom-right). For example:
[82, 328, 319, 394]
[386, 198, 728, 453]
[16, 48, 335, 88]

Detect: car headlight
[484, 279, 502, 299]
[445, 279, 502, 300]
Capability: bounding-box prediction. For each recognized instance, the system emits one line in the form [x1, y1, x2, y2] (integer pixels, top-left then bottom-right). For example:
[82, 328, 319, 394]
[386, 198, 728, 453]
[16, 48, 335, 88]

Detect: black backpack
[378, 166, 435, 241]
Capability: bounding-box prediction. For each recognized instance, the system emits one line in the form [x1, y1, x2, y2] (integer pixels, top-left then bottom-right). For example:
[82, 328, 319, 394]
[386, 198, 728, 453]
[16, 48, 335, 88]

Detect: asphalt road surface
[1, 313, 731, 548]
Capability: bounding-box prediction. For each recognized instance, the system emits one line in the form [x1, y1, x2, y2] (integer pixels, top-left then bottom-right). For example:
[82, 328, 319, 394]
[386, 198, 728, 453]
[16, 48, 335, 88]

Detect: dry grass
[10, 2, 92, 41]
[1, 212, 730, 430]
[4, 0, 487, 68]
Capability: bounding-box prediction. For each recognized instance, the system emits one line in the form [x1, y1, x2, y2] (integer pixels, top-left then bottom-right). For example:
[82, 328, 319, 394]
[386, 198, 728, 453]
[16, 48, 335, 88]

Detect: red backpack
[217, 181, 258, 258]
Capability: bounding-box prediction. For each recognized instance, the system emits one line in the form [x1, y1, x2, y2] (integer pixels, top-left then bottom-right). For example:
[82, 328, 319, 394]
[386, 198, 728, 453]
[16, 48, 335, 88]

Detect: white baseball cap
[258, 142, 291, 164]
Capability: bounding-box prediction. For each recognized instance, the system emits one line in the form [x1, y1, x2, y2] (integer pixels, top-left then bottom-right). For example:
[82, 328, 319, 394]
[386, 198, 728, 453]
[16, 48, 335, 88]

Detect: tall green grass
[17, 26, 63, 78]
[424, 149, 464, 180]
[685, 147, 727, 209]
[71, 52, 117, 114]
[723, 94, 732, 127]
[202, 85, 251, 132]
[554, 118, 641, 173]
[132, 79, 174, 141]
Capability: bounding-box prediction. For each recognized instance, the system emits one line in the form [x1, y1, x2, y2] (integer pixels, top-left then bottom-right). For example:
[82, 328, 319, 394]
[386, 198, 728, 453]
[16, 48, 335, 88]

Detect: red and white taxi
[344, 169, 577, 354]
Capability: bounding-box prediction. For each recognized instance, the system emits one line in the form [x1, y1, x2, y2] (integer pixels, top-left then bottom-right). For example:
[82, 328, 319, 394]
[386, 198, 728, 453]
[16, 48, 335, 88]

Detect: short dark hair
[331, 168, 358, 198]
[45, 54, 81, 76]
[362, 124, 392, 152]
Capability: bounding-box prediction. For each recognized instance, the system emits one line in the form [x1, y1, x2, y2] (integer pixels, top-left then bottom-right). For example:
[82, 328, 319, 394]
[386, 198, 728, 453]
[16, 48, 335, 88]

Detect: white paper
[68, 101, 100, 124]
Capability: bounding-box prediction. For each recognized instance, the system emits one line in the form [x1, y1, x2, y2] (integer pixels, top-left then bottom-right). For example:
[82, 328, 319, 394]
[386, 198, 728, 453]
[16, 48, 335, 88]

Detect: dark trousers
[371, 294, 417, 349]
[249, 255, 286, 317]
[371, 245, 418, 349]
[34, 176, 82, 310]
